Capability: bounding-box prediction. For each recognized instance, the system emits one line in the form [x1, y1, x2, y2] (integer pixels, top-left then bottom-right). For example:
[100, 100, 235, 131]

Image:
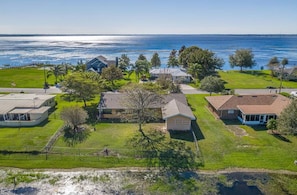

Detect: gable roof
[99, 92, 188, 109]
[86, 55, 117, 73]
[205, 94, 291, 116]
[162, 99, 195, 120]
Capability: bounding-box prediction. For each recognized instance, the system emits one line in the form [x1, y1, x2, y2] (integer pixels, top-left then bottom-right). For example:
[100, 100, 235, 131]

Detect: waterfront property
[0, 93, 55, 127]
[149, 68, 192, 83]
[274, 66, 297, 81]
[86, 55, 118, 73]
[205, 94, 290, 125]
[98, 92, 195, 131]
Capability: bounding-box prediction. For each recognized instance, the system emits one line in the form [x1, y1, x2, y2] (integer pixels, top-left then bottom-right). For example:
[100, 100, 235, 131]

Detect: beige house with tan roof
[205, 94, 290, 125]
[0, 93, 55, 127]
[98, 92, 195, 131]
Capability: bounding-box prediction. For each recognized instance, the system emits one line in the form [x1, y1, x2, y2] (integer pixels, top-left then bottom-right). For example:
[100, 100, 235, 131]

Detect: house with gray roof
[0, 93, 55, 127]
[150, 68, 192, 83]
[86, 55, 118, 73]
[98, 92, 195, 131]
[273, 66, 297, 81]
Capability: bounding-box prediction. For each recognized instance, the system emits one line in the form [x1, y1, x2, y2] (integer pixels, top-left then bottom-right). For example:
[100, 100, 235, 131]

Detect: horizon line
[0, 33, 297, 36]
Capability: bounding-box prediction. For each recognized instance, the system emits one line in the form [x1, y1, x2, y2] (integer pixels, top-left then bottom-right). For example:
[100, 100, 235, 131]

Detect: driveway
[0, 87, 62, 94]
[179, 84, 208, 94]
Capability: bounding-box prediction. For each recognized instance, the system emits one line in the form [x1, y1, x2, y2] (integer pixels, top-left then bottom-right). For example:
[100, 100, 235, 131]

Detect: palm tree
[47, 64, 65, 84]
[279, 58, 288, 93]
[267, 57, 279, 76]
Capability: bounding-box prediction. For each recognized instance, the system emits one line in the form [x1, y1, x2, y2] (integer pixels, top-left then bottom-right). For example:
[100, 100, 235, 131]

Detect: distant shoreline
[0, 34, 297, 37]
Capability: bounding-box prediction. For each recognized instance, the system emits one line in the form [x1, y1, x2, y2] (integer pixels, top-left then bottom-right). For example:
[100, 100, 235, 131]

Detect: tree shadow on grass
[169, 121, 205, 142]
[222, 119, 242, 126]
[63, 126, 90, 147]
[273, 134, 291, 143]
[222, 119, 268, 132]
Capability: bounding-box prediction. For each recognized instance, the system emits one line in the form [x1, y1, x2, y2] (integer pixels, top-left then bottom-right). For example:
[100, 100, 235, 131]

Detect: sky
[1, 0, 297, 34]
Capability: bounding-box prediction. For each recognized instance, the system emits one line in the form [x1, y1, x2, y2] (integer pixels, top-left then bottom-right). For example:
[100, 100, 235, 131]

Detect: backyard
[0, 92, 296, 172]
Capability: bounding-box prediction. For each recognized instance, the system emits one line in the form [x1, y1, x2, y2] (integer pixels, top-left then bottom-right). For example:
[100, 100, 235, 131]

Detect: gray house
[150, 68, 192, 83]
[273, 66, 297, 81]
[86, 55, 118, 73]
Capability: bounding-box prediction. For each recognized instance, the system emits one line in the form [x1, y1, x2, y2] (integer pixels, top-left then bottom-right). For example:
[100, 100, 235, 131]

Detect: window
[103, 109, 112, 114]
[182, 120, 190, 125]
[228, 110, 234, 114]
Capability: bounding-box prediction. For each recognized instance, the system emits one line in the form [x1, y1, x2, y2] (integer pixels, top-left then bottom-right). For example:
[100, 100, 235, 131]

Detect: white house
[0, 93, 56, 127]
[150, 68, 192, 83]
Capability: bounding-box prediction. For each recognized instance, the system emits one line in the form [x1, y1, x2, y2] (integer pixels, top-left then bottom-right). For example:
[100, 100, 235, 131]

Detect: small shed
[162, 99, 195, 131]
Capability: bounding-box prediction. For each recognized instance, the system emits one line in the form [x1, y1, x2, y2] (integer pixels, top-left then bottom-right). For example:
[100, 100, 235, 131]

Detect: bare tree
[60, 106, 89, 132]
[121, 84, 163, 134]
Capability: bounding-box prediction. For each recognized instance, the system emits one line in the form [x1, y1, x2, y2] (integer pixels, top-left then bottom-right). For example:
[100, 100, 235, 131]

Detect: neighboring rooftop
[99, 92, 188, 110]
[0, 93, 55, 114]
[150, 68, 191, 77]
[205, 94, 291, 115]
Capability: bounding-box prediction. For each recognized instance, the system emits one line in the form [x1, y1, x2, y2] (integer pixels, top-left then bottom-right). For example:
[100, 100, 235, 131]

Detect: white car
[290, 91, 297, 97]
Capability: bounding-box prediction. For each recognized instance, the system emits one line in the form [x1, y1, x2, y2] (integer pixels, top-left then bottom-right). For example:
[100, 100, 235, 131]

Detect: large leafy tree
[118, 54, 130, 71]
[101, 64, 123, 86]
[151, 52, 161, 68]
[277, 99, 297, 135]
[61, 73, 99, 107]
[229, 49, 256, 72]
[121, 84, 163, 133]
[167, 49, 179, 67]
[200, 76, 225, 95]
[178, 46, 224, 80]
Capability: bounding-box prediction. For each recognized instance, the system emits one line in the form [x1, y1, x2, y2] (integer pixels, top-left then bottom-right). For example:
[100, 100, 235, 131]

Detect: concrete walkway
[0, 87, 62, 94]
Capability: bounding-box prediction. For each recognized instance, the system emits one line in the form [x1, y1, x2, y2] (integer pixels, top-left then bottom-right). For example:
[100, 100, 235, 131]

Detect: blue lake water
[0, 34, 296, 70]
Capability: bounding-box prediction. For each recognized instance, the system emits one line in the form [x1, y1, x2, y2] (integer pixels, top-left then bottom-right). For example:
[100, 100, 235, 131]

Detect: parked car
[290, 91, 297, 97]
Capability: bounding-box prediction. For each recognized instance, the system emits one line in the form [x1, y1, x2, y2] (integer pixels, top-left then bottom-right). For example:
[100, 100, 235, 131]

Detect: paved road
[0, 87, 62, 94]
[1, 85, 296, 95]
[179, 84, 297, 95]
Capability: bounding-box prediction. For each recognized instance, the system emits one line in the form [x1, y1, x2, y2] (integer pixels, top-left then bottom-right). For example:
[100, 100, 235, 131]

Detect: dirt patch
[227, 125, 248, 137]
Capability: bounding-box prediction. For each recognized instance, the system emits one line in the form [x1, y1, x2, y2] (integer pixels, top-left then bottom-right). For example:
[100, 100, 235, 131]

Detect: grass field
[219, 70, 297, 89]
[0, 67, 56, 88]
[0, 67, 137, 89]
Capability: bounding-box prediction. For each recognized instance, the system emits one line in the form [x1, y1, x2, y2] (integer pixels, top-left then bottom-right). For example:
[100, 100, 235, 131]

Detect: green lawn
[0, 120, 63, 151]
[1, 92, 297, 171]
[219, 70, 297, 89]
[186, 94, 297, 171]
[0, 67, 56, 88]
